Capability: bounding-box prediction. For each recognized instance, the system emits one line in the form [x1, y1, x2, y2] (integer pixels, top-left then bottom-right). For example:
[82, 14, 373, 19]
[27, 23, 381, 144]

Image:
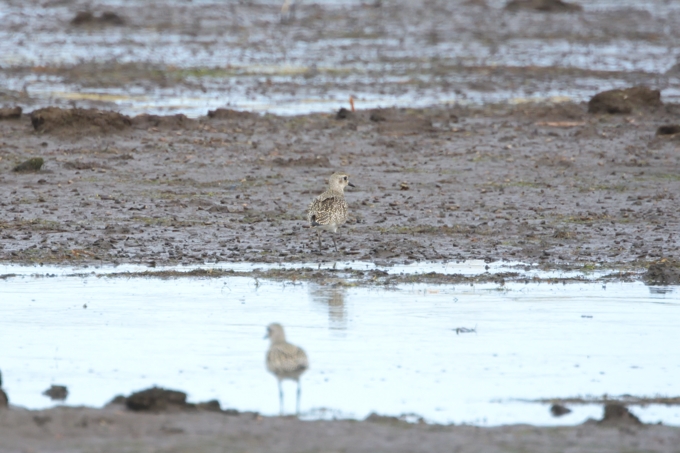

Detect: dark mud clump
[207, 108, 258, 121]
[550, 404, 572, 417]
[598, 404, 642, 426]
[588, 86, 662, 114]
[71, 11, 126, 27]
[131, 113, 197, 130]
[643, 259, 680, 285]
[336, 108, 355, 120]
[125, 387, 188, 412]
[30, 107, 131, 136]
[0, 370, 7, 408]
[656, 125, 680, 136]
[505, 0, 582, 13]
[0, 106, 22, 120]
[42, 385, 68, 401]
[124, 386, 228, 413]
[12, 157, 44, 173]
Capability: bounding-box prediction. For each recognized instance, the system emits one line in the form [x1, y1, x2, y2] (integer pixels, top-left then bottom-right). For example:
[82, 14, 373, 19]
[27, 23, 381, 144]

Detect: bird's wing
[308, 195, 346, 225]
[267, 344, 309, 374]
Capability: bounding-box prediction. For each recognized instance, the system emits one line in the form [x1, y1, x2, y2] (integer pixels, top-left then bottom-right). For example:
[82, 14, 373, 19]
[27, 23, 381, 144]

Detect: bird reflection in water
[309, 281, 348, 330]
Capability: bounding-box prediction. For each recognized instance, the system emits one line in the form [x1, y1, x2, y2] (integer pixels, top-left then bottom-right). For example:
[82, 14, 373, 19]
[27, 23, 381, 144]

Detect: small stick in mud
[307, 172, 355, 253]
[265, 323, 309, 415]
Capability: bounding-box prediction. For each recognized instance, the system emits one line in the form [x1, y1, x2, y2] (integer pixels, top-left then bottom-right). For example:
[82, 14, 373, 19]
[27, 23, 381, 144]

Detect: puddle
[1, 265, 678, 426]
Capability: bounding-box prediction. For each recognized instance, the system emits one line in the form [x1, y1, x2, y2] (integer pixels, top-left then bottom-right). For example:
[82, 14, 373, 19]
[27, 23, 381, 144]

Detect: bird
[307, 172, 355, 252]
[265, 323, 308, 415]
[0, 370, 8, 408]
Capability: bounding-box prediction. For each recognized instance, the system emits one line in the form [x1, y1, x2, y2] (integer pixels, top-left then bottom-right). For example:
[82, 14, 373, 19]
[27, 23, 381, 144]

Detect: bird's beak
[264, 331, 269, 339]
[348, 182, 356, 188]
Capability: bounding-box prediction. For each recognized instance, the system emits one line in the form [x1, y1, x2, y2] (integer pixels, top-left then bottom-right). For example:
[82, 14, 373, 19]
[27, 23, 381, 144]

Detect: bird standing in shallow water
[265, 323, 308, 415]
[307, 172, 355, 252]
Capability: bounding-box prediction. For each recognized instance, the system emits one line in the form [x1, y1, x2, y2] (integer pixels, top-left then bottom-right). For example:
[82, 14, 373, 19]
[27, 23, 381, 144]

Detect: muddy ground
[1, 403, 680, 453]
[0, 100, 679, 274]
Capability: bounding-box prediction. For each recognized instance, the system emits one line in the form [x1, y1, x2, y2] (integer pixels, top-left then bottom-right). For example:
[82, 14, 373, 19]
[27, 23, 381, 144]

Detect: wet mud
[1, 403, 679, 453]
[0, 100, 679, 279]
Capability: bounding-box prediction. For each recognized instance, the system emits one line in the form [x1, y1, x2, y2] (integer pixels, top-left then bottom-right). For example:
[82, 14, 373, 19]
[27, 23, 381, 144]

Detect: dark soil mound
[657, 124, 680, 136]
[0, 106, 22, 120]
[644, 259, 680, 285]
[124, 387, 227, 413]
[598, 404, 642, 426]
[13, 157, 44, 173]
[42, 385, 68, 401]
[30, 107, 131, 136]
[336, 108, 355, 120]
[132, 113, 197, 130]
[505, 0, 582, 13]
[125, 387, 187, 412]
[71, 11, 125, 26]
[588, 86, 662, 114]
[207, 108, 258, 121]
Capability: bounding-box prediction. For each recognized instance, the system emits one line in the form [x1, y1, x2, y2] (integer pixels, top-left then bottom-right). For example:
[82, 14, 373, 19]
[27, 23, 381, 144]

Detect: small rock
[13, 158, 44, 173]
[550, 403, 572, 416]
[43, 385, 68, 401]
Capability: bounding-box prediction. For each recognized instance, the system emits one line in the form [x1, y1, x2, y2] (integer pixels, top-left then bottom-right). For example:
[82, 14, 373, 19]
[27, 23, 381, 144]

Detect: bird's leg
[278, 380, 284, 416]
[331, 235, 339, 253]
[317, 230, 323, 251]
[296, 380, 301, 416]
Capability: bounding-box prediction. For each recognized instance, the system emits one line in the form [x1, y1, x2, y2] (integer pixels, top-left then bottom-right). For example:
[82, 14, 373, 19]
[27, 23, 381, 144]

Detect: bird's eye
[343, 176, 347, 181]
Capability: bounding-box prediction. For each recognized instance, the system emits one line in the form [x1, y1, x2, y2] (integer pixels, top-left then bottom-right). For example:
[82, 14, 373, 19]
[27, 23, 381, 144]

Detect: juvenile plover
[307, 172, 355, 252]
[265, 323, 309, 415]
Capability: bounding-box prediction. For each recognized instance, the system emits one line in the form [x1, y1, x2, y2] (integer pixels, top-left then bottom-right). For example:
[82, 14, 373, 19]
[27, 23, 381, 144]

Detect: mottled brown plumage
[307, 172, 354, 252]
[265, 323, 308, 414]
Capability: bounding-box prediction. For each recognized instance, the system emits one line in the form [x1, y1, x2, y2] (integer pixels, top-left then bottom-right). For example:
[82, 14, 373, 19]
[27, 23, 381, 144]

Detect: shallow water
[1, 264, 679, 426]
[1, 0, 678, 116]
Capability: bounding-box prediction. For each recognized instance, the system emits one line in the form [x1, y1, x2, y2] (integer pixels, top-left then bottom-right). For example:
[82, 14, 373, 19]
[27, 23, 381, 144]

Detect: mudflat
[0, 101, 678, 272]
